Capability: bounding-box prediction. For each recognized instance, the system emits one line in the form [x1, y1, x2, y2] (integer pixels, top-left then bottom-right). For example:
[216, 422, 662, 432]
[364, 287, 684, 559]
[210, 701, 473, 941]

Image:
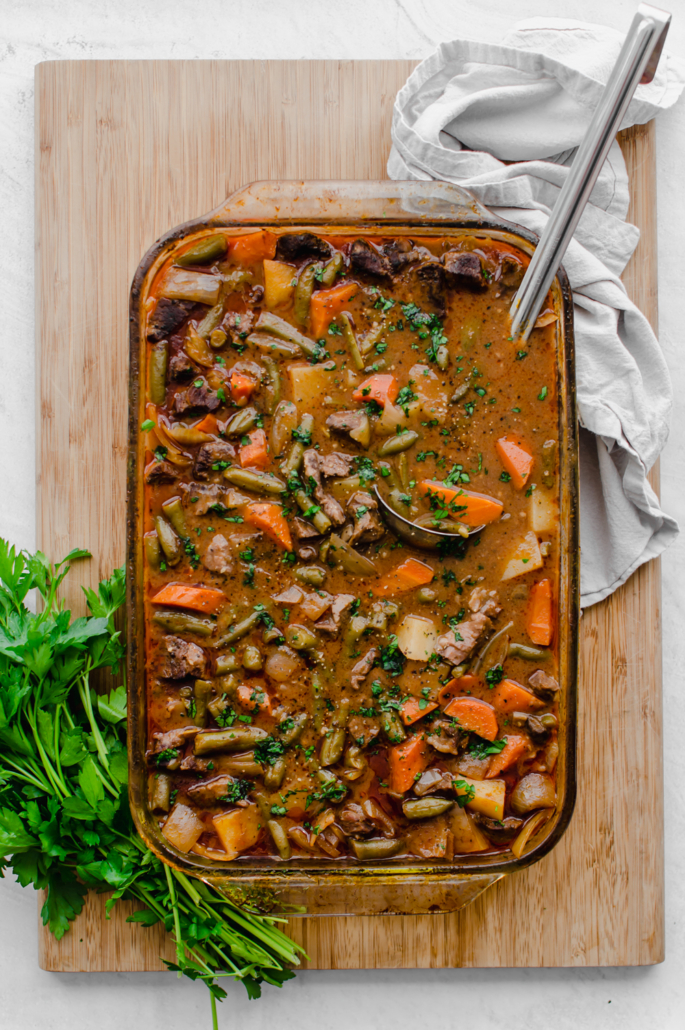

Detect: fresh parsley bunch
[0, 540, 302, 1028]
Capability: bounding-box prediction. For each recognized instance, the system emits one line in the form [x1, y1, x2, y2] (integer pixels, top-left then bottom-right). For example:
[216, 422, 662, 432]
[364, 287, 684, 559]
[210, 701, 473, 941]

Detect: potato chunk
[212, 803, 261, 860]
[529, 489, 558, 533]
[501, 531, 543, 581]
[162, 803, 205, 853]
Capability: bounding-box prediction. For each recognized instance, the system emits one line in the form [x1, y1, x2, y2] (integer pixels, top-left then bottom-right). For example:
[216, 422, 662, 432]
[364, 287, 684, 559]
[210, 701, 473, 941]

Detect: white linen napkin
[388, 17, 684, 606]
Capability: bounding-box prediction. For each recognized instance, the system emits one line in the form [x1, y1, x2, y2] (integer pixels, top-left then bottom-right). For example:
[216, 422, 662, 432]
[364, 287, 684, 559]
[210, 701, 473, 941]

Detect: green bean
[436, 345, 450, 370]
[541, 713, 558, 729]
[293, 565, 326, 587]
[351, 837, 404, 861]
[214, 611, 261, 646]
[328, 533, 377, 577]
[381, 710, 406, 744]
[360, 322, 385, 356]
[149, 340, 168, 405]
[152, 609, 214, 637]
[294, 263, 318, 325]
[284, 624, 318, 651]
[343, 745, 367, 780]
[270, 400, 299, 457]
[377, 431, 419, 457]
[192, 679, 213, 727]
[294, 489, 331, 535]
[209, 328, 228, 350]
[402, 797, 453, 820]
[316, 768, 346, 798]
[215, 653, 240, 675]
[224, 754, 262, 777]
[450, 379, 471, 403]
[176, 234, 228, 266]
[278, 712, 308, 745]
[263, 757, 287, 790]
[150, 772, 172, 812]
[311, 670, 326, 732]
[222, 269, 255, 293]
[262, 625, 284, 644]
[255, 312, 317, 356]
[318, 539, 331, 563]
[344, 615, 370, 648]
[242, 644, 263, 671]
[267, 819, 292, 860]
[282, 441, 305, 477]
[197, 302, 225, 339]
[252, 789, 272, 823]
[261, 355, 281, 415]
[153, 515, 182, 565]
[161, 496, 188, 539]
[333, 698, 351, 729]
[340, 312, 364, 370]
[397, 452, 410, 490]
[320, 251, 343, 287]
[194, 726, 268, 756]
[508, 642, 550, 661]
[541, 439, 557, 487]
[224, 467, 286, 495]
[223, 406, 258, 437]
[144, 531, 161, 569]
[247, 333, 301, 358]
[416, 587, 437, 603]
[329, 474, 362, 499]
[320, 728, 346, 767]
[471, 620, 514, 674]
[377, 462, 402, 490]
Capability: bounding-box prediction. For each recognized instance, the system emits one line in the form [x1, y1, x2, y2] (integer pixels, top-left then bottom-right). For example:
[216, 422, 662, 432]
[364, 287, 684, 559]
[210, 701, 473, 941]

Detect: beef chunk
[168, 351, 198, 380]
[413, 767, 454, 796]
[350, 647, 378, 690]
[179, 754, 210, 773]
[467, 587, 502, 618]
[349, 239, 392, 279]
[291, 517, 321, 541]
[203, 534, 233, 574]
[302, 449, 346, 526]
[528, 669, 560, 702]
[435, 612, 491, 666]
[173, 383, 221, 415]
[145, 460, 179, 485]
[416, 263, 446, 316]
[222, 309, 254, 344]
[382, 238, 419, 272]
[275, 233, 331, 261]
[326, 410, 368, 439]
[157, 636, 207, 679]
[338, 803, 373, 838]
[151, 725, 198, 753]
[343, 490, 385, 546]
[294, 543, 319, 562]
[443, 250, 485, 289]
[193, 440, 235, 479]
[498, 254, 525, 289]
[475, 814, 523, 844]
[187, 775, 237, 806]
[315, 593, 356, 634]
[347, 714, 380, 748]
[182, 483, 225, 515]
[319, 452, 356, 478]
[427, 718, 463, 755]
[147, 298, 194, 342]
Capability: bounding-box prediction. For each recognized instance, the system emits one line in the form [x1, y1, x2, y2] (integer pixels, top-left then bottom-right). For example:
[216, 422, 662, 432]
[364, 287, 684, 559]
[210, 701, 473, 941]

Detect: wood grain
[36, 61, 663, 971]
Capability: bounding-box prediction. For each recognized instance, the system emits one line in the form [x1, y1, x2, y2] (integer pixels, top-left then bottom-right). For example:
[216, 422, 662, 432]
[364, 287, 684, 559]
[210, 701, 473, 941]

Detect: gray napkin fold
[387, 17, 683, 605]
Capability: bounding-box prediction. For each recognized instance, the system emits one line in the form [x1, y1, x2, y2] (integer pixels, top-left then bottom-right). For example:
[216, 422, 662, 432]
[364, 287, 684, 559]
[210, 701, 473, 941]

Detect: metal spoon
[373, 484, 484, 550]
[510, 3, 671, 340]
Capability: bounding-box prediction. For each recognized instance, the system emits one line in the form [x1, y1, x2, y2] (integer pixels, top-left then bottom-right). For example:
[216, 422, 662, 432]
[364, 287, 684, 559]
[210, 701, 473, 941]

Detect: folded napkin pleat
[388, 17, 684, 606]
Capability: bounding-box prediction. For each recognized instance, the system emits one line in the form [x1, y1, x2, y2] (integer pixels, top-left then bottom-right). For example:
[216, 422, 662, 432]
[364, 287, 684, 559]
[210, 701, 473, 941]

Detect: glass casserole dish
[127, 180, 579, 915]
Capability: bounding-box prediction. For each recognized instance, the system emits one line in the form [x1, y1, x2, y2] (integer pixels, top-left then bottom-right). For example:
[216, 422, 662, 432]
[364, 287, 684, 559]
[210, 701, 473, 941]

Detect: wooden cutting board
[35, 60, 663, 970]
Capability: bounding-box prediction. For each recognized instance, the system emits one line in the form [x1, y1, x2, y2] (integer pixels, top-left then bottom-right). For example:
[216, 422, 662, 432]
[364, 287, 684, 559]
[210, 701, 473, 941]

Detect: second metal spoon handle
[510, 4, 671, 341]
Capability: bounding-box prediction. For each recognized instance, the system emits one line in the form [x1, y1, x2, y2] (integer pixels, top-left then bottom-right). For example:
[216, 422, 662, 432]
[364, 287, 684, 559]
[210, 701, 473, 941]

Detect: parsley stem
[211, 993, 218, 1030]
[165, 864, 185, 975]
[77, 671, 111, 773]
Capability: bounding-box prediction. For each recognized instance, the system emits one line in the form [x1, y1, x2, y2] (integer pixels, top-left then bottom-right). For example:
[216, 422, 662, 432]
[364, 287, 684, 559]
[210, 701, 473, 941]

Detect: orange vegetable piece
[236, 682, 273, 715]
[388, 734, 431, 793]
[400, 696, 439, 726]
[371, 557, 434, 597]
[193, 414, 218, 435]
[230, 371, 256, 405]
[486, 734, 529, 778]
[228, 230, 277, 265]
[418, 482, 503, 527]
[527, 579, 553, 646]
[437, 675, 479, 706]
[309, 282, 359, 338]
[244, 503, 293, 551]
[212, 804, 261, 860]
[489, 679, 545, 714]
[443, 696, 498, 741]
[239, 428, 269, 470]
[151, 583, 225, 614]
[352, 374, 399, 408]
[495, 437, 534, 490]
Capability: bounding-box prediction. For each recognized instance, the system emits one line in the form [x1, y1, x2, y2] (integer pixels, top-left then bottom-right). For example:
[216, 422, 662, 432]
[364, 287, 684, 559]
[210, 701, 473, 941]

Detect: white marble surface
[1, 2, 684, 1028]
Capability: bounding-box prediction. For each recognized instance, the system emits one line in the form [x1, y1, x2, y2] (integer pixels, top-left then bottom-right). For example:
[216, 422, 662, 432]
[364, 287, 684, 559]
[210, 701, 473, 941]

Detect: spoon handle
[510, 3, 671, 341]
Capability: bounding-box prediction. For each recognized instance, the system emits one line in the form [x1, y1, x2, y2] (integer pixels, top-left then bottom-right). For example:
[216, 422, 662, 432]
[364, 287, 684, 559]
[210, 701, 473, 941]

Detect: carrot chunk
[151, 583, 225, 614]
[489, 679, 545, 714]
[371, 557, 434, 597]
[437, 675, 480, 706]
[495, 437, 534, 490]
[239, 428, 269, 470]
[443, 696, 498, 741]
[388, 734, 431, 793]
[527, 579, 553, 646]
[486, 734, 529, 778]
[244, 503, 293, 551]
[228, 230, 277, 265]
[309, 282, 359, 338]
[236, 682, 273, 715]
[193, 414, 218, 435]
[400, 696, 439, 726]
[352, 374, 399, 408]
[230, 371, 256, 405]
[418, 482, 503, 526]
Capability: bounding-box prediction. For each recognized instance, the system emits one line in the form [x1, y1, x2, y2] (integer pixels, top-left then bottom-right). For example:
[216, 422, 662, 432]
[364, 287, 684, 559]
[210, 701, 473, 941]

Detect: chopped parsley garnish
[499, 471, 511, 482]
[253, 736, 288, 767]
[485, 665, 504, 687]
[538, 386, 548, 400]
[292, 426, 313, 445]
[468, 735, 507, 759]
[155, 748, 179, 767]
[153, 446, 168, 463]
[141, 419, 155, 432]
[454, 779, 477, 807]
[220, 778, 252, 804]
[378, 635, 405, 677]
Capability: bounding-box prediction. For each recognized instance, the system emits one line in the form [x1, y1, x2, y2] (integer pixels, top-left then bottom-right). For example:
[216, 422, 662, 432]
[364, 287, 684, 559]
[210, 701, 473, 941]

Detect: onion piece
[510, 809, 551, 859]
